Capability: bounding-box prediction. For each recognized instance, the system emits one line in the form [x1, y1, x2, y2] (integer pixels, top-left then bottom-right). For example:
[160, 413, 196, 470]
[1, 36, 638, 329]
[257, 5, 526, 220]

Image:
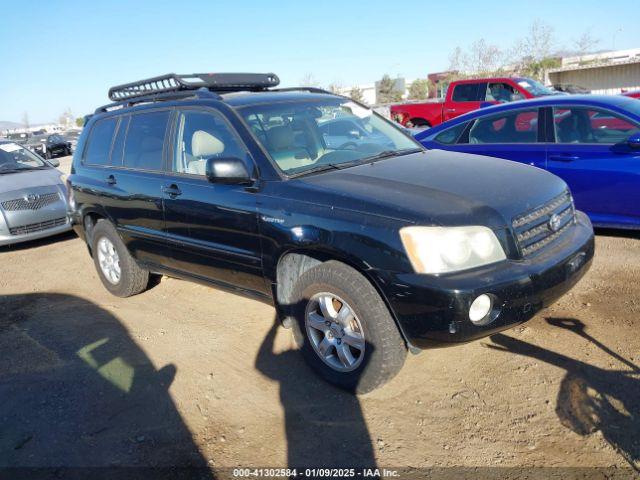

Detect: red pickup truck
[391, 77, 558, 128]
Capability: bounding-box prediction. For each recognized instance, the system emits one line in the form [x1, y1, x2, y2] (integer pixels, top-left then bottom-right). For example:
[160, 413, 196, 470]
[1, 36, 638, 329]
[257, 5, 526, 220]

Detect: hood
[0, 168, 65, 194]
[296, 150, 567, 228]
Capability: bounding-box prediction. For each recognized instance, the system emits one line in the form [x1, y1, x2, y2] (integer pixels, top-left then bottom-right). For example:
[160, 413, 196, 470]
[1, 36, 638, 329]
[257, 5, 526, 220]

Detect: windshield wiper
[359, 147, 423, 163]
[290, 148, 423, 178]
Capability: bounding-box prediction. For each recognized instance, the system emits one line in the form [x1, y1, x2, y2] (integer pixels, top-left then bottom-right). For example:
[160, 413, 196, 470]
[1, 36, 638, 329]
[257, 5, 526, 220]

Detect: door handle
[106, 174, 117, 185]
[445, 108, 457, 113]
[549, 154, 579, 162]
[162, 184, 182, 197]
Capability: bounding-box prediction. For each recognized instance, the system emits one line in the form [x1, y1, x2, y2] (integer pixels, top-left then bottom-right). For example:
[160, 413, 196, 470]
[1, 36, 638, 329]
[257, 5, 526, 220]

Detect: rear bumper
[377, 211, 595, 349]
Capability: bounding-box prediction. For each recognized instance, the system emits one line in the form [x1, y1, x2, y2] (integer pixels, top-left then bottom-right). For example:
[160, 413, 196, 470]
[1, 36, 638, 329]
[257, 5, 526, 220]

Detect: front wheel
[289, 261, 407, 394]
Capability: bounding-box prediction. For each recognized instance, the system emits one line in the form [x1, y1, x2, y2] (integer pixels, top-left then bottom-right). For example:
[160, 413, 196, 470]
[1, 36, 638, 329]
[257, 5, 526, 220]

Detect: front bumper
[377, 211, 594, 349]
[0, 217, 72, 246]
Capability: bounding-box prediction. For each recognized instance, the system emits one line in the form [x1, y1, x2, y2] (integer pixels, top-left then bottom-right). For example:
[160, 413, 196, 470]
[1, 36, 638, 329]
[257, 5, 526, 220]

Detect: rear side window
[468, 108, 539, 144]
[84, 118, 118, 166]
[452, 83, 482, 102]
[434, 122, 468, 144]
[123, 111, 170, 171]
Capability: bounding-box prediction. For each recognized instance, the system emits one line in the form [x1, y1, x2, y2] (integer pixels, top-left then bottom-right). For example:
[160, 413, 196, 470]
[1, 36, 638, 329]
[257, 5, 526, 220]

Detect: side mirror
[348, 129, 361, 139]
[49, 158, 60, 168]
[205, 157, 252, 185]
[627, 133, 640, 149]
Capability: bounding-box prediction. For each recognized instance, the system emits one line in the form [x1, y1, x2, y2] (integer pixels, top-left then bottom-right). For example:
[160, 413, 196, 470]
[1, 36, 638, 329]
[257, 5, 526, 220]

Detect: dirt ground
[1, 158, 639, 476]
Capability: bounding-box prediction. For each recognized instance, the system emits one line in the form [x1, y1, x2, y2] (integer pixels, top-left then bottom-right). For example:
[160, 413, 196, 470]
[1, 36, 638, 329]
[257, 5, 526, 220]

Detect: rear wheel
[410, 118, 431, 129]
[91, 220, 149, 297]
[289, 261, 407, 394]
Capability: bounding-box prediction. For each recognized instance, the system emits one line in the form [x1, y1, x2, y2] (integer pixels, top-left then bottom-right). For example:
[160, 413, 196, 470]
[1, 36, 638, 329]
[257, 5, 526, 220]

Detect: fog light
[469, 294, 492, 323]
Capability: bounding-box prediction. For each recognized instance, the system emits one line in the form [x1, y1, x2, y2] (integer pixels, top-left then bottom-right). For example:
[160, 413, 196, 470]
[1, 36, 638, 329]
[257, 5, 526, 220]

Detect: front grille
[9, 217, 67, 236]
[512, 191, 575, 256]
[2, 192, 61, 211]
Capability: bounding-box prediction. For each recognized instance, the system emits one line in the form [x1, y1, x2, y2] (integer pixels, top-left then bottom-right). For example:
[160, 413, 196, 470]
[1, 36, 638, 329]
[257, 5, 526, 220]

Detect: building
[545, 48, 640, 94]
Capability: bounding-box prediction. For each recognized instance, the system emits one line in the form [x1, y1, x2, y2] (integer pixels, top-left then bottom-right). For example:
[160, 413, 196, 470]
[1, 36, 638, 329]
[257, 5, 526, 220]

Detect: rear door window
[84, 117, 118, 166]
[468, 108, 539, 144]
[123, 111, 170, 171]
[452, 83, 481, 102]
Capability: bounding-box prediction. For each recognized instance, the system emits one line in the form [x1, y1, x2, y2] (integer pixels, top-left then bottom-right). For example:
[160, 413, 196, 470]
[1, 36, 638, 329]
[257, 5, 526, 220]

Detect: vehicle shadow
[486, 318, 639, 472]
[594, 227, 640, 240]
[0, 230, 77, 252]
[0, 292, 212, 478]
[255, 316, 377, 469]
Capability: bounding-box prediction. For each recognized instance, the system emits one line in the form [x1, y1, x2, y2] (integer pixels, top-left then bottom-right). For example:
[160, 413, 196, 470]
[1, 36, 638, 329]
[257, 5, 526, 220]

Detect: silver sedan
[0, 141, 71, 246]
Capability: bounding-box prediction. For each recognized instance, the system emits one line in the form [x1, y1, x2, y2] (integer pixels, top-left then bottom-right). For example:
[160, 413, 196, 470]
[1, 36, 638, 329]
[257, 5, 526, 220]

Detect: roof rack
[108, 72, 280, 101]
[272, 86, 334, 95]
[95, 89, 219, 113]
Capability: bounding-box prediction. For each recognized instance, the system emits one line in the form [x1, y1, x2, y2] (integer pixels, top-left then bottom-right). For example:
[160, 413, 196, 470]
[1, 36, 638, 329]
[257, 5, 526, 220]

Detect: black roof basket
[108, 72, 280, 101]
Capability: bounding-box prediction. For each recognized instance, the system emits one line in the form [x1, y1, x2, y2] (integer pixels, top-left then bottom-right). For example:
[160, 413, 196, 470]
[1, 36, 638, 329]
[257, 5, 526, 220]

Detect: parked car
[553, 83, 591, 94]
[317, 117, 394, 150]
[25, 133, 72, 159]
[63, 130, 82, 152]
[4, 132, 30, 144]
[390, 77, 559, 128]
[0, 140, 71, 246]
[622, 90, 640, 99]
[415, 95, 640, 230]
[68, 72, 593, 393]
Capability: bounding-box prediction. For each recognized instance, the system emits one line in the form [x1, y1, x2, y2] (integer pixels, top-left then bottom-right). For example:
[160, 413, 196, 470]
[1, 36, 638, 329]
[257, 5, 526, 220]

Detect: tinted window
[553, 106, 639, 144]
[468, 108, 539, 144]
[452, 83, 481, 102]
[110, 116, 130, 167]
[173, 110, 247, 176]
[84, 118, 117, 166]
[123, 111, 170, 171]
[434, 122, 468, 144]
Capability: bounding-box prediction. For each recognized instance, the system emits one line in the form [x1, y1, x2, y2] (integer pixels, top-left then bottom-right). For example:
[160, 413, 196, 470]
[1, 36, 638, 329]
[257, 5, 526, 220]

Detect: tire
[410, 118, 431, 129]
[91, 219, 149, 297]
[288, 260, 407, 394]
[45, 150, 52, 160]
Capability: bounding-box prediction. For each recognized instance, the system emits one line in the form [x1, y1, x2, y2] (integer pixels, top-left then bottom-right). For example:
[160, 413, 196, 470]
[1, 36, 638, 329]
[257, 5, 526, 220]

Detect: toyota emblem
[548, 213, 562, 232]
[25, 193, 40, 203]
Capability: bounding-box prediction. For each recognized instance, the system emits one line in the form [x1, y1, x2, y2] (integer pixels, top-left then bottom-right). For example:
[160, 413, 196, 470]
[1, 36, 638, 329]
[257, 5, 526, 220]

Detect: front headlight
[400, 225, 506, 274]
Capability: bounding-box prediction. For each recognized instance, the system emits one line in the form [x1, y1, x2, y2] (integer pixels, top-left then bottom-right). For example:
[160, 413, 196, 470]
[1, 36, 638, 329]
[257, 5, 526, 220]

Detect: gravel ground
[1, 156, 638, 476]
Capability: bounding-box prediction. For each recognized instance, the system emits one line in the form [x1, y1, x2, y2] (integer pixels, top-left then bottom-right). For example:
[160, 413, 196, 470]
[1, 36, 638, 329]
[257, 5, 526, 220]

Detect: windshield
[517, 78, 556, 97]
[239, 98, 421, 175]
[0, 142, 48, 173]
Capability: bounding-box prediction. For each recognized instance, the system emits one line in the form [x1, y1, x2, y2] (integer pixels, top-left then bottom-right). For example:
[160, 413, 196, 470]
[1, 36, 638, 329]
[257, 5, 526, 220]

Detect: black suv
[69, 73, 594, 393]
[26, 133, 72, 159]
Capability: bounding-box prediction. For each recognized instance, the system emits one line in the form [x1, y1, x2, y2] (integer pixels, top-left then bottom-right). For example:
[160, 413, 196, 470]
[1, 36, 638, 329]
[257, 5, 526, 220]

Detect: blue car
[415, 95, 640, 229]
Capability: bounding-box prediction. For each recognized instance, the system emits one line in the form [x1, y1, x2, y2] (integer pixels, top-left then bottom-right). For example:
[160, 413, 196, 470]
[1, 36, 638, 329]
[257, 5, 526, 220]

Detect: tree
[58, 108, 74, 128]
[408, 79, 430, 100]
[75, 117, 85, 128]
[349, 86, 364, 103]
[574, 29, 600, 55]
[300, 73, 319, 88]
[508, 20, 557, 80]
[448, 39, 504, 76]
[377, 74, 402, 103]
[327, 81, 344, 94]
[21, 111, 30, 129]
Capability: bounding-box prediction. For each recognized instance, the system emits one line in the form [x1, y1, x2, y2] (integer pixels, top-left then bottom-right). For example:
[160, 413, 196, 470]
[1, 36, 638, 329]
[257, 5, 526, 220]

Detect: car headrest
[266, 126, 295, 151]
[192, 130, 225, 158]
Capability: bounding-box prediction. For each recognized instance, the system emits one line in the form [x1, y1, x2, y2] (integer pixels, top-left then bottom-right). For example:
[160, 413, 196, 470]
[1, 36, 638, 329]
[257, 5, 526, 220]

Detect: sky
[0, 0, 638, 124]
